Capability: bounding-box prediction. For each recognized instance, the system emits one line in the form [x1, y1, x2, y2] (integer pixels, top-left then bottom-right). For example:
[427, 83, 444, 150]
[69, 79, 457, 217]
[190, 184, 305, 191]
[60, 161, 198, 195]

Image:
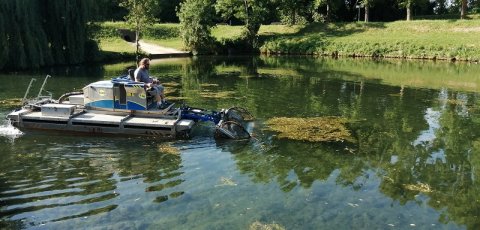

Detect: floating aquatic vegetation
[403, 182, 433, 193]
[0, 98, 22, 107]
[157, 143, 180, 155]
[199, 90, 236, 99]
[265, 117, 353, 143]
[200, 83, 219, 87]
[249, 221, 285, 230]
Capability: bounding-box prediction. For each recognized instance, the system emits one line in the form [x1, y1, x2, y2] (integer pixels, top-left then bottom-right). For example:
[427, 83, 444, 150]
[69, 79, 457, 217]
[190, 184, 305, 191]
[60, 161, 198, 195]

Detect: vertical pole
[37, 75, 51, 99]
[22, 78, 37, 104]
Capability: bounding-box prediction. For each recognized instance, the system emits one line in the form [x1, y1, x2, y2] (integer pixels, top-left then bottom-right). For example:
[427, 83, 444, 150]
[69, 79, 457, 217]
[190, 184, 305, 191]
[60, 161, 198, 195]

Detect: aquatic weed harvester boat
[6, 75, 253, 139]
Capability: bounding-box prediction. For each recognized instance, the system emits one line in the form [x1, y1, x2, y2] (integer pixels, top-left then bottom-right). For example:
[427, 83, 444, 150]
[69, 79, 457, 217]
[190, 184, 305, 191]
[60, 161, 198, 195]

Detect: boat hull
[7, 108, 195, 138]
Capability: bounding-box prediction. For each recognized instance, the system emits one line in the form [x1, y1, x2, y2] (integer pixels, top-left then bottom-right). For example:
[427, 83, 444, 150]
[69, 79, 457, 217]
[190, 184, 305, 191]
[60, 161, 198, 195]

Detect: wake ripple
[0, 119, 23, 141]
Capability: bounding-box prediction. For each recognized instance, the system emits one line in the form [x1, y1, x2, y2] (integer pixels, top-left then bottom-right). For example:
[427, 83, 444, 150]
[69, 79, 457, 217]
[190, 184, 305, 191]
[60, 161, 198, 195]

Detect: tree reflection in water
[0, 136, 184, 228]
[206, 57, 480, 229]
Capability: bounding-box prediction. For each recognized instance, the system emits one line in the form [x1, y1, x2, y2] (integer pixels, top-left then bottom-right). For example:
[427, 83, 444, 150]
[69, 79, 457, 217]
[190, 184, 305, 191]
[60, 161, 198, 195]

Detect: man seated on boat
[134, 58, 169, 109]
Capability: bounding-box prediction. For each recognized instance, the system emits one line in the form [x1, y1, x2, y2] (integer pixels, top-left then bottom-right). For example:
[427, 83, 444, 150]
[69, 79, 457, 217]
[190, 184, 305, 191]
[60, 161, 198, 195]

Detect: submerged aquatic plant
[215, 177, 237, 187]
[199, 90, 236, 99]
[157, 143, 180, 155]
[249, 221, 285, 230]
[265, 116, 353, 143]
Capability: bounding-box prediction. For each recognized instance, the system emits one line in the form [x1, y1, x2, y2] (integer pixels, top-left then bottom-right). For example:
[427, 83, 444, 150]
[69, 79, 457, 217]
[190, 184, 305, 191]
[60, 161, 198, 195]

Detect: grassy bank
[96, 19, 480, 62]
[260, 20, 480, 61]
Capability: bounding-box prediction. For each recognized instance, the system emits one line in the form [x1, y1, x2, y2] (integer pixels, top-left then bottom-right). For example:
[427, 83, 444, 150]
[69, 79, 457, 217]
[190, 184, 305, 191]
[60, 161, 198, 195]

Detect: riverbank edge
[259, 41, 480, 62]
[260, 50, 480, 63]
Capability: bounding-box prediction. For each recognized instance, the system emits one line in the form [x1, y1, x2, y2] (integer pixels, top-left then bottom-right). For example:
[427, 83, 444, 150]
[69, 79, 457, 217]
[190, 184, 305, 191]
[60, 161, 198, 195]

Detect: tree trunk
[292, 9, 296, 25]
[406, 5, 411, 21]
[326, 4, 330, 22]
[460, 0, 467, 19]
[135, 21, 140, 65]
[364, 6, 369, 23]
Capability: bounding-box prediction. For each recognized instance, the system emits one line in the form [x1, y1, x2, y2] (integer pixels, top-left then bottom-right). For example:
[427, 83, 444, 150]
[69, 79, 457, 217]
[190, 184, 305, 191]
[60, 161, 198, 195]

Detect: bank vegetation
[1, 0, 480, 70]
[96, 19, 480, 62]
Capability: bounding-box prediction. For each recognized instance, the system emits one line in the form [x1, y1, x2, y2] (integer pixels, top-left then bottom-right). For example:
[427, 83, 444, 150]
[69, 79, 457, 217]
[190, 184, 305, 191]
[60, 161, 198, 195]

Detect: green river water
[1, 56, 480, 229]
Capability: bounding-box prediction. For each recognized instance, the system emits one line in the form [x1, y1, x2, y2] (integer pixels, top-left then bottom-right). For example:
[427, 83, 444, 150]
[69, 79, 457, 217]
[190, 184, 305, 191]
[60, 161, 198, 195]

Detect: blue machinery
[179, 105, 252, 139]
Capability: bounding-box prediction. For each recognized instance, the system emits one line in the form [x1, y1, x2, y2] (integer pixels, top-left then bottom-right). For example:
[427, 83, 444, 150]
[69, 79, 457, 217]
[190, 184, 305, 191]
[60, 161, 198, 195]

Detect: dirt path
[136, 40, 189, 55]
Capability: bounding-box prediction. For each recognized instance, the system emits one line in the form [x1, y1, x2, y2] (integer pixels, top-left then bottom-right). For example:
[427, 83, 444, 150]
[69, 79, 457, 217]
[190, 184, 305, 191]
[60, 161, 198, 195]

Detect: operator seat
[128, 69, 135, 81]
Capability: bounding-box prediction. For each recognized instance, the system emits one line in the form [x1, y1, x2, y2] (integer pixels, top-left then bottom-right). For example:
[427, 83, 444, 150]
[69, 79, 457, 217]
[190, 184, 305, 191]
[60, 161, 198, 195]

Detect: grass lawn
[98, 38, 136, 53]
[212, 24, 302, 40]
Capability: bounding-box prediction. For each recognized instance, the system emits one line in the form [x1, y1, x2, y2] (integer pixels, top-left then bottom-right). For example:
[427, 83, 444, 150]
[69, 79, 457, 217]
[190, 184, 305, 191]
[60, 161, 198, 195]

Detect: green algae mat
[266, 117, 353, 143]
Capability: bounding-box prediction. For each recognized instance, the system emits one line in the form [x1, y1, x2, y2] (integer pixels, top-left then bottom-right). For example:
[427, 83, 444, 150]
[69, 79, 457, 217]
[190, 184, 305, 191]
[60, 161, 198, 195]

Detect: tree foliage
[119, 0, 159, 60]
[177, 0, 216, 54]
[216, 0, 271, 48]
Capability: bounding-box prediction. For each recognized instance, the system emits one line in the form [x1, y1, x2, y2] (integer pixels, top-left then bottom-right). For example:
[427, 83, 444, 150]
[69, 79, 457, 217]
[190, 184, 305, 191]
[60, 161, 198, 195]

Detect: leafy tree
[0, 0, 96, 70]
[216, 0, 271, 49]
[473, 0, 480, 13]
[119, 0, 159, 62]
[277, 0, 301, 24]
[433, 0, 448, 14]
[177, 0, 216, 54]
[276, 0, 315, 25]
